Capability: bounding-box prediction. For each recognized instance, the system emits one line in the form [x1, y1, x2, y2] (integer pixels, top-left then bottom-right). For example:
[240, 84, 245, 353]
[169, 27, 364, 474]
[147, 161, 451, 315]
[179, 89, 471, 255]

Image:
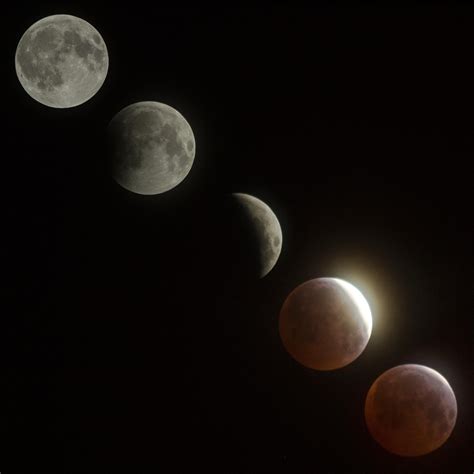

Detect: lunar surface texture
[15, 14, 108, 108]
[108, 101, 196, 195]
[279, 277, 372, 370]
[228, 193, 282, 279]
[365, 364, 457, 457]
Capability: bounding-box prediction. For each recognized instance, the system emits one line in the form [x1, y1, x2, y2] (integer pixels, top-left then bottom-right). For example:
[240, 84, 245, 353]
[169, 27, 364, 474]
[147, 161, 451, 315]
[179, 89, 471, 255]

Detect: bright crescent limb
[332, 278, 373, 336]
[231, 193, 283, 277]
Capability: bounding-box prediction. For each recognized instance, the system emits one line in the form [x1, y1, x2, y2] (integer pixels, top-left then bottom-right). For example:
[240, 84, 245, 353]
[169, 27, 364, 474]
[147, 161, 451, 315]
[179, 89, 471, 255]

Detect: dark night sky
[2, 3, 473, 473]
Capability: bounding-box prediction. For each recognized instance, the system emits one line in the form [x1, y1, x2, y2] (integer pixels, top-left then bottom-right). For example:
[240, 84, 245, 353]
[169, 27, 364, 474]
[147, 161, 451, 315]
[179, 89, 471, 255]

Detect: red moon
[279, 278, 372, 370]
[365, 364, 457, 457]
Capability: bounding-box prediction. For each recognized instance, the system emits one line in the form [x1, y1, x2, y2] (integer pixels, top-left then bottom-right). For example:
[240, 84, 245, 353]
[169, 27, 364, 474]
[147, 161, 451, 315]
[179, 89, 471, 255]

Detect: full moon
[15, 14, 108, 108]
[108, 102, 196, 195]
[227, 193, 282, 279]
[365, 364, 457, 456]
[279, 277, 372, 370]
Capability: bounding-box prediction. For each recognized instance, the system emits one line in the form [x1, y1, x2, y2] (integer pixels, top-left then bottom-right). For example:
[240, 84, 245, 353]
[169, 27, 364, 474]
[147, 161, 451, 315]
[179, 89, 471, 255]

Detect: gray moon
[365, 364, 457, 456]
[232, 193, 282, 278]
[15, 14, 108, 108]
[279, 277, 372, 370]
[108, 101, 196, 195]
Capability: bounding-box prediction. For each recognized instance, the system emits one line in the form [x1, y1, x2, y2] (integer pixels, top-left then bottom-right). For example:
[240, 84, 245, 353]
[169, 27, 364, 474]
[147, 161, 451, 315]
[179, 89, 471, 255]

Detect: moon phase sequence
[365, 364, 457, 456]
[108, 101, 196, 195]
[279, 278, 372, 370]
[15, 15, 108, 108]
[12, 13, 461, 464]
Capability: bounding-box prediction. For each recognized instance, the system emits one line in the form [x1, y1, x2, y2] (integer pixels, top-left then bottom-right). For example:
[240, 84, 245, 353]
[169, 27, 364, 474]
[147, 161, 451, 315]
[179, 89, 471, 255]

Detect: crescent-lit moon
[279, 277, 372, 370]
[333, 278, 372, 336]
[108, 101, 196, 195]
[231, 193, 283, 278]
[15, 14, 109, 108]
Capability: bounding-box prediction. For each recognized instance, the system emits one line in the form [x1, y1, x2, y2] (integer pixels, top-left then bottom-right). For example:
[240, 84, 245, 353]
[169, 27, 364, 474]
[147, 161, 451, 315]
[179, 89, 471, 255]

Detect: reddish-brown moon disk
[365, 364, 457, 457]
[279, 278, 372, 370]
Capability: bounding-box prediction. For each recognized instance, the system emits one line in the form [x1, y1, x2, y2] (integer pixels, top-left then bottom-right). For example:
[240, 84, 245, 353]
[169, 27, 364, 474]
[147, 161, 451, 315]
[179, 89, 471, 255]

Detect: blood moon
[279, 278, 372, 370]
[365, 364, 457, 456]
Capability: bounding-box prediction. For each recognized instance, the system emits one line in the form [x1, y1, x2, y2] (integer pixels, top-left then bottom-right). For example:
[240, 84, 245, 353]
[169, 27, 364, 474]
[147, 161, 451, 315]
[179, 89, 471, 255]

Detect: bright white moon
[15, 14, 109, 108]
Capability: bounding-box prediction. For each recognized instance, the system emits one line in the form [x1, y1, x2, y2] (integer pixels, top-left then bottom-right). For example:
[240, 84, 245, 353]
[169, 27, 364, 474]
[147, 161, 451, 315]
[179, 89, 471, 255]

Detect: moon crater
[15, 14, 108, 108]
[225, 193, 283, 279]
[108, 101, 196, 195]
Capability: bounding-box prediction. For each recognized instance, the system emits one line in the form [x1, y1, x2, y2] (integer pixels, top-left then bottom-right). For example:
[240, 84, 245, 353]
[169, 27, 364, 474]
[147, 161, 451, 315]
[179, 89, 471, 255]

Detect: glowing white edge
[331, 278, 373, 337]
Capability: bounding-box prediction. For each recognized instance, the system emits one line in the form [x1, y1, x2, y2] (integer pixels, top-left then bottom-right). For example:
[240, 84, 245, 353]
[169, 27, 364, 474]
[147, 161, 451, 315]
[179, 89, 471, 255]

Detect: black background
[2, 3, 473, 473]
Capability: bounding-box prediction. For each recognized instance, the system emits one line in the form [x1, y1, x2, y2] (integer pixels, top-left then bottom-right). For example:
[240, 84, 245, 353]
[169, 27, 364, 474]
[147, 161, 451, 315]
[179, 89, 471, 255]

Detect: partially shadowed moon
[365, 364, 457, 457]
[227, 193, 282, 279]
[15, 14, 108, 108]
[108, 101, 196, 195]
[279, 278, 372, 370]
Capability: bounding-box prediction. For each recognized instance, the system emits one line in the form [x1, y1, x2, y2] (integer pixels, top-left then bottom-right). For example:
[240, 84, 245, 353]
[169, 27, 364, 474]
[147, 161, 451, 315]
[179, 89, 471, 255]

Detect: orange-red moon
[279, 277, 372, 370]
[365, 364, 457, 456]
